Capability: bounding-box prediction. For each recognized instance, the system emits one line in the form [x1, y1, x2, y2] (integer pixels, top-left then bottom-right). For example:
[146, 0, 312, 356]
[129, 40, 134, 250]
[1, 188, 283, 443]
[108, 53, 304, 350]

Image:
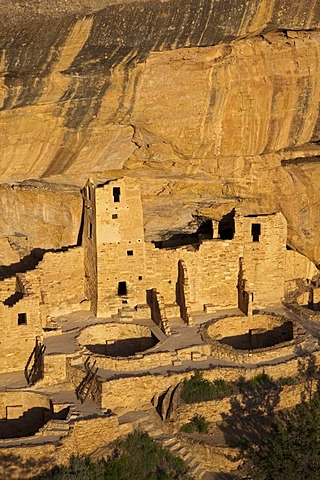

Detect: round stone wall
[77, 322, 159, 357]
[207, 314, 294, 350]
[202, 313, 310, 363]
[0, 391, 53, 439]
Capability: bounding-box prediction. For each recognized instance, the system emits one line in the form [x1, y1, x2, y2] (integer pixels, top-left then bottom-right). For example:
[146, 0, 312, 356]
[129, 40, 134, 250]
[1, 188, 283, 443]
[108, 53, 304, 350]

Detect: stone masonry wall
[0, 277, 17, 302]
[0, 294, 42, 373]
[83, 180, 98, 315]
[148, 289, 171, 336]
[175, 382, 317, 426]
[177, 260, 193, 325]
[0, 391, 52, 420]
[0, 416, 132, 479]
[101, 351, 320, 412]
[237, 212, 287, 308]
[83, 179, 290, 318]
[285, 249, 318, 292]
[27, 247, 86, 323]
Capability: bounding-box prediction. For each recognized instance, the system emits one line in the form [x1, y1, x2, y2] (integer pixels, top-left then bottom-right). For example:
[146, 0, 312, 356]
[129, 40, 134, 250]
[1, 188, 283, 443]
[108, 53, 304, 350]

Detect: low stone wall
[0, 391, 52, 420]
[0, 415, 131, 479]
[77, 322, 154, 346]
[179, 435, 241, 474]
[101, 351, 320, 412]
[174, 382, 317, 427]
[0, 443, 56, 479]
[148, 289, 172, 336]
[285, 298, 320, 322]
[80, 344, 210, 372]
[56, 415, 131, 462]
[42, 353, 67, 386]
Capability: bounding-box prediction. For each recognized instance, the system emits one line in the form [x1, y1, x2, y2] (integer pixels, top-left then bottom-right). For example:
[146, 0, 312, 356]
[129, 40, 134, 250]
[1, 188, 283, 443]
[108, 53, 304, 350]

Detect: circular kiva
[77, 322, 159, 358]
[201, 313, 310, 363]
[0, 391, 53, 440]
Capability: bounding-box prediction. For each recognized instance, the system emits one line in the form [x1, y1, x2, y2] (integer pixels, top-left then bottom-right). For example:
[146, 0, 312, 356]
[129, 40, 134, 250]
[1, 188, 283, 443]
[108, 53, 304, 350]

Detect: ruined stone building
[82, 177, 314, 319]
[0, 177, 316, 374]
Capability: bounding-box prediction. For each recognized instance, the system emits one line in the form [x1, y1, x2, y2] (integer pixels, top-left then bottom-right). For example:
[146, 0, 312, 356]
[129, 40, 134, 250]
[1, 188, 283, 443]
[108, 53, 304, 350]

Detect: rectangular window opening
[113, 187, 121, 203]
[18, 313, 27, 325]
[138, 276, 143, 281]
[118, 281, 127, 296]
[127, 250, 133, 256]
[251, 223, 261, 242]
[112, 214, 118, 219]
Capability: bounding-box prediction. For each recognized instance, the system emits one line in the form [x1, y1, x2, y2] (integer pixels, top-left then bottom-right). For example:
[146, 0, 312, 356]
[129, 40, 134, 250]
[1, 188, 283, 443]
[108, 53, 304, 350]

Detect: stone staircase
[112, 306, 136, 322]
[136, 413, 213, 479]
[91, 406, 216, 479]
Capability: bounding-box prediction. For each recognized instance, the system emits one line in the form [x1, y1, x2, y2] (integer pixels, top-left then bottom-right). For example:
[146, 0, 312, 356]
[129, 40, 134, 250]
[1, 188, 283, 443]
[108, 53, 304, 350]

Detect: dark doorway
[251, 223, 261, 242]
[218, 210, 235, 240]
[118, 281, 127, 296]
[113, 187, 121, 203]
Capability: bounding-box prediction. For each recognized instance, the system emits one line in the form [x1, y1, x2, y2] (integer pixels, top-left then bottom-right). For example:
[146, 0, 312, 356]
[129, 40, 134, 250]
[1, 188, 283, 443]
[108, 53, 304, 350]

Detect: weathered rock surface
[0, 0, 319, 263]
[0, 181, 82, 252]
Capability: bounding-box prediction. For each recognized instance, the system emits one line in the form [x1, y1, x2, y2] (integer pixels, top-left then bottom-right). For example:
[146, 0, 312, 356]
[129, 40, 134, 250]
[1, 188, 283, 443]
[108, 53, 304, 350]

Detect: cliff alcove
[0, 0, 318, 265]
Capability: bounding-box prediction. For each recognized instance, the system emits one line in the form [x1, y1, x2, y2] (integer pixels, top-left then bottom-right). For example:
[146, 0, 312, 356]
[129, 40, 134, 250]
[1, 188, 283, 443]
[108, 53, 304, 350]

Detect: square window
[138, 276, 143, 281]
[18, 313, 27, 325]
[112, 214, 118, 219]
[127, 250, 133, 256]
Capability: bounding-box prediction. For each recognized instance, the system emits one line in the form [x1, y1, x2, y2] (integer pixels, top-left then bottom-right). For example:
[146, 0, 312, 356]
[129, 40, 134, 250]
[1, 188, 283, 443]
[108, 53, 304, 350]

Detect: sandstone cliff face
[0, 182, 82, 253]
[0, 0, 319, 264]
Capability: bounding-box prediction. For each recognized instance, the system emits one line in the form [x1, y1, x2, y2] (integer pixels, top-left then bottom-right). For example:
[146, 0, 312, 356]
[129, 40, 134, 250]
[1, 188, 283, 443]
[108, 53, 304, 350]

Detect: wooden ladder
[24, 338, 46, 385]
[76, 358, 98, 404]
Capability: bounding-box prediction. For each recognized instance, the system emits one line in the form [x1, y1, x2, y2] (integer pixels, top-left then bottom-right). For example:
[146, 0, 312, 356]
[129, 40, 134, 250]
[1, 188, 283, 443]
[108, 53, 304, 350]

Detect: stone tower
[83, 177, 146, 317]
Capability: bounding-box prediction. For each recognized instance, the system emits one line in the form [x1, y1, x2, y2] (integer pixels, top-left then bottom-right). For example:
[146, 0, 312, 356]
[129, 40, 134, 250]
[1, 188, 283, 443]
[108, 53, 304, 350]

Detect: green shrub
[244, 394, 320, 479]
[211, 379, 236, 399]
[277, 376, 298, 386]
[239, 373, 276, 392]
[180, 372, 235, 404]
[32, 431, 193, 480]
[180, 414, 209, 434]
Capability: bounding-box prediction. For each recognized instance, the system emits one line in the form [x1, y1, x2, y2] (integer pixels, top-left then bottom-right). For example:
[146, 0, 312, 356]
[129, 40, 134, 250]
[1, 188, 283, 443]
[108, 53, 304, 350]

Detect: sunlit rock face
[0, 0, 319, 263]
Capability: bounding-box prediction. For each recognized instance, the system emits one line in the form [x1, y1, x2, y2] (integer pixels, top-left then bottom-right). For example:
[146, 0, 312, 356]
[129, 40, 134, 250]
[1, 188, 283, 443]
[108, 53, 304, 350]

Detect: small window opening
[113, 187, 121, 203]
[118, 281, 127, 296]
[127, 250, 133, 256]
[138, 276, 143, 281]
[18, 313, 27, 325]
[251, 223, 261, 242]
[89, 222, 93, 239]
[112, 214, 118, 219]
